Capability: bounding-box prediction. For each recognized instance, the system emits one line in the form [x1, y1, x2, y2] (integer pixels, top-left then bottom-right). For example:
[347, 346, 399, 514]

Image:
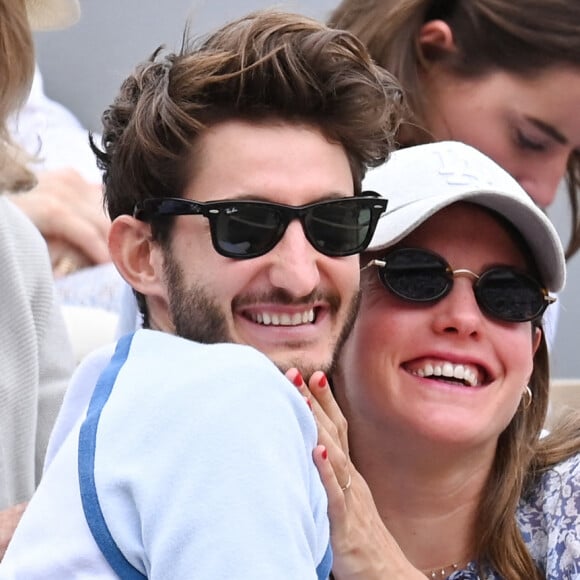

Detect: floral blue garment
[520, 452, 580, 579]
[446, 453, 580, 579]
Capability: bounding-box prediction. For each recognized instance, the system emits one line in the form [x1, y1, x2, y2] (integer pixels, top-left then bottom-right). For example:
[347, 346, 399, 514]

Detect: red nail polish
[304, 396, 312, 409]
[318, 374, 327, 388]
[293, 372, 303, 387]
[321, 448, 328, 460]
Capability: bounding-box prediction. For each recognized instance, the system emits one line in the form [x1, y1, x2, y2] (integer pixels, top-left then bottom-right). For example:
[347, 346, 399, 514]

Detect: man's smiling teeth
[411, 362, 479, 387]
[251, 309, 315, 326]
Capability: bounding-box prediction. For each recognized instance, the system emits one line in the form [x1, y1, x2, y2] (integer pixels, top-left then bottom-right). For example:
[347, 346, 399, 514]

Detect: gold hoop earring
[521, 385, 533, 409]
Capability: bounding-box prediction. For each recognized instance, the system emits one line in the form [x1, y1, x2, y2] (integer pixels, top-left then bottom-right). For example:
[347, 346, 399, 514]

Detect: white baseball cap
[25, 0, 80, 30]
[364, 141, 566, 292]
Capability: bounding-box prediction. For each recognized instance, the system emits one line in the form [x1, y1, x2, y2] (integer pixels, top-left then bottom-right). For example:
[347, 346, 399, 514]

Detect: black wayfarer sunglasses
[362, 247, 555, 323]
[134, 193, 387, 259]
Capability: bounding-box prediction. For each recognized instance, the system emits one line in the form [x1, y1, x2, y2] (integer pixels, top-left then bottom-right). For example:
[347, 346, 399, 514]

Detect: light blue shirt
[1, 330, 331, 579]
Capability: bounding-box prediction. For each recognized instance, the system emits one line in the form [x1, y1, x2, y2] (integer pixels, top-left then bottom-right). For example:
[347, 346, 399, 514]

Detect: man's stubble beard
[164, 250, 233, 345]
[164, 250, 361, 376]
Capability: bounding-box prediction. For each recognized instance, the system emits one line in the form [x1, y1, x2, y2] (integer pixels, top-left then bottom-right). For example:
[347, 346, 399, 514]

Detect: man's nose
[266, 220, 321, 297]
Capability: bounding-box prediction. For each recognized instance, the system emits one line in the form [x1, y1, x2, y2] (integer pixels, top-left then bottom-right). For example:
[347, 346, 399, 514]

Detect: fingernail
[303, 396, 312, 409]
[321, 447, 328, 460]
[318, 373, 327, 388]
[293, 372, 304, 387]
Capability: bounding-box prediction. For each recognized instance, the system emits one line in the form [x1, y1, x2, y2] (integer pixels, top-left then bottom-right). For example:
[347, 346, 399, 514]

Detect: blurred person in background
[0, 0, 79, 558]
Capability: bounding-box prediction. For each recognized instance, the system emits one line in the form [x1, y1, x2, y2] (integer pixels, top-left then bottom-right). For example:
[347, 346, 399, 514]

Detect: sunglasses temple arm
[360, 258, 387, 272]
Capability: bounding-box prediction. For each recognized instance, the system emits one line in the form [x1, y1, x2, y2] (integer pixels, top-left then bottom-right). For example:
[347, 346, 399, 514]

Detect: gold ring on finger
[340, 473, 352, 492]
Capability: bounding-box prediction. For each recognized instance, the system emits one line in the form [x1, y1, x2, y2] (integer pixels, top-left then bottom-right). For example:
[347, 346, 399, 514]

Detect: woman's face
[335, 203, 542, 452]
[420, 65, 580, 208]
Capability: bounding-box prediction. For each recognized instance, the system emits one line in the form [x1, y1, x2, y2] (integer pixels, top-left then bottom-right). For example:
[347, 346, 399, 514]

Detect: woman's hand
[286, 369, 425, 580]
[8, 168, 110, 274]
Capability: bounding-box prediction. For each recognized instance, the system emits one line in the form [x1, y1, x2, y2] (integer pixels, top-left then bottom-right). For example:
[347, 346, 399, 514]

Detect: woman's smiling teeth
[250, 309, 315, 326]
[409, 362, 480, 387]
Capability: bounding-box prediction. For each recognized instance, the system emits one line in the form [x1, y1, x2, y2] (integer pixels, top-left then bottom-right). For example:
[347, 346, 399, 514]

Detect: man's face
[155, 120, 361, 376]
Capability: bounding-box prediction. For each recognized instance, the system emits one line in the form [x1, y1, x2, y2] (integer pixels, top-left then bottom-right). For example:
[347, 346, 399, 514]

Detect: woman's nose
[431, 277, 484, 338]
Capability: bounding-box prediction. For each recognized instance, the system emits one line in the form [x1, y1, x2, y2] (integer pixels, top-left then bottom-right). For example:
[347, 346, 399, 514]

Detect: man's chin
[269, 351, 333, 378]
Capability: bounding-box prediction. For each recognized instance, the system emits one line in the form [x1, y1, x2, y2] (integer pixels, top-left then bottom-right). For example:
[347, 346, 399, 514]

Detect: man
[0, 10, 402, 578]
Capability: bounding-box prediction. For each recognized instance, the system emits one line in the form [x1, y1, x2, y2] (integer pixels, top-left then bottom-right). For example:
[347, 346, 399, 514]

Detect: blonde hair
[0, 0, 36, 191]
[330, 0, 580, 258]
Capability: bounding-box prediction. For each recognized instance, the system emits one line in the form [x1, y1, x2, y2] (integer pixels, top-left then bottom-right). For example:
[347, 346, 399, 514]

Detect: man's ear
[108, 215, 167, 301]
[418, 20, 456, 62]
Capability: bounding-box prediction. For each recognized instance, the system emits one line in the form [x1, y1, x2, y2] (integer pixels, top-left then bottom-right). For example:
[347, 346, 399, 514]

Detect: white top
[1, 330, 331, 579]
[7, 66, 102, 183]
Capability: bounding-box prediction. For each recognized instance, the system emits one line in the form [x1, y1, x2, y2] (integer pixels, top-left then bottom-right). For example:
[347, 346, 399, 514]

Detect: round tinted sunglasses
[362, 247, 555, 323]
[134, 193, 388, 259]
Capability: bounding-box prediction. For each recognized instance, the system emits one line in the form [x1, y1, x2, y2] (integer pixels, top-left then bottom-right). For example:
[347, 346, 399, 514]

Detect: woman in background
[329, 0, 580, 258]
[0, 0, 77, 558]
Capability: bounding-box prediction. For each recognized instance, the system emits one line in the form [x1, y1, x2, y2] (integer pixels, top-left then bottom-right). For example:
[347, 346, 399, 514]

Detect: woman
[292, 141, 579, 578]
[0, 0, 77, 558]
[329, 0, 580, 259]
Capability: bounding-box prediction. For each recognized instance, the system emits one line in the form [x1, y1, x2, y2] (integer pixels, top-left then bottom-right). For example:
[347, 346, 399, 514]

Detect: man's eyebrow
[525, 116, 567, 145]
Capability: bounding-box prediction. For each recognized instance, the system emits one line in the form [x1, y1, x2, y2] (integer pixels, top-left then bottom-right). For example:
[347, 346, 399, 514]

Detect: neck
[146, 299, 175, 334]
[348, 418, 495, 571]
